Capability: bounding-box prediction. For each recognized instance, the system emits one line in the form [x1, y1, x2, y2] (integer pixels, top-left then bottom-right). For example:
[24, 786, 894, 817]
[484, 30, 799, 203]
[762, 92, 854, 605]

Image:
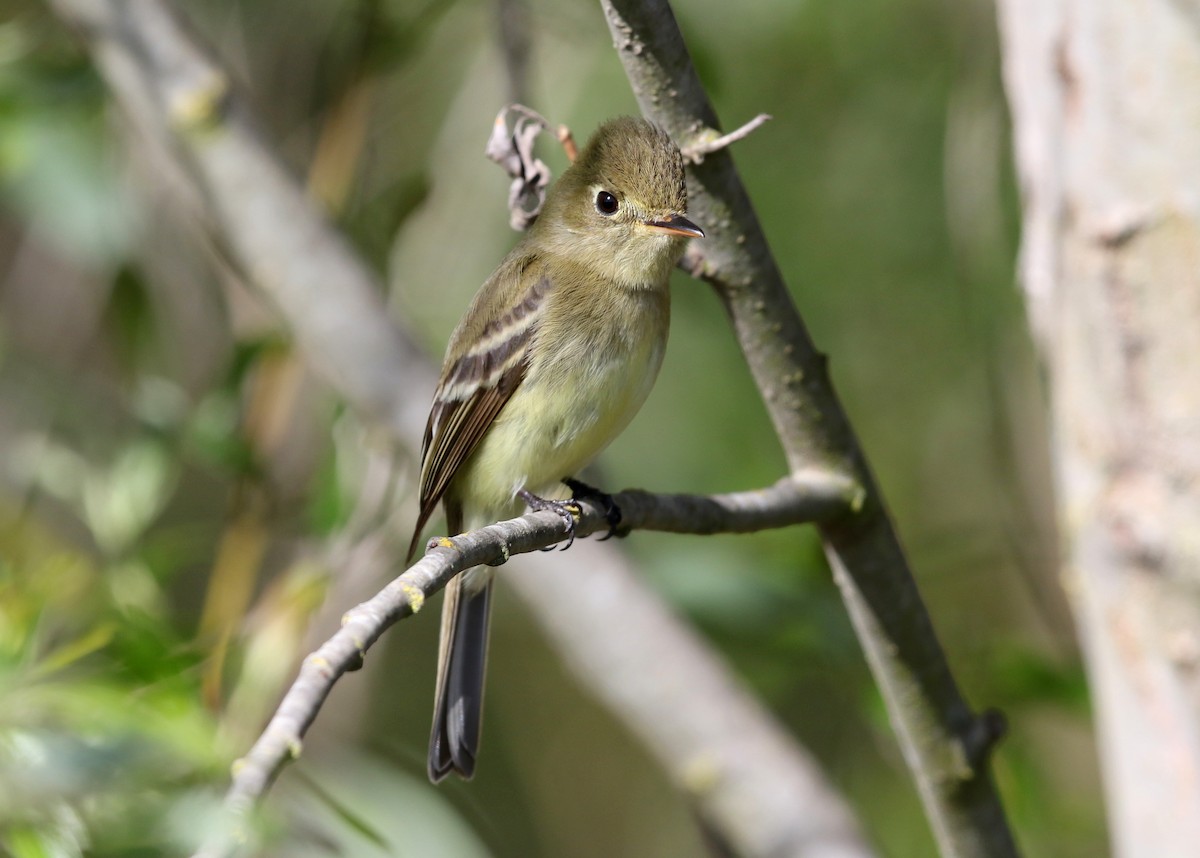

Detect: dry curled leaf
[485, 104, 553, 231]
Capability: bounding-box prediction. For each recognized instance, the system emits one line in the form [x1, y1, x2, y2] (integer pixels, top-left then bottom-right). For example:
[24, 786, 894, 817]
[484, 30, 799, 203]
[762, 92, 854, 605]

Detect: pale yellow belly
[452, 298, 667, 518]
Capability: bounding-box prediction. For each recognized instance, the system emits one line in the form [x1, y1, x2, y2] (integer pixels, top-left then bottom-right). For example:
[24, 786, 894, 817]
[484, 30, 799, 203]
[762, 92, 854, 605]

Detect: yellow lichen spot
[287, 738, 303, 760]
[680, 753, 721, 795]
[307, 655, 330, 673]
[945, 737, 972, 782]
[169, 72, 230, 134]
[849, 483, 867, 513]
[230, 756, 246, 776]
[437, 537, 456, 549]
[402, 583, 425, 613]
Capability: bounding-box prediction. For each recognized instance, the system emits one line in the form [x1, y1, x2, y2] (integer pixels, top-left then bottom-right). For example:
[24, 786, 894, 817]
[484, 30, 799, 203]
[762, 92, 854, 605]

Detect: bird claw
[563, 477, 623, 540]
[519, 489, 582, 551]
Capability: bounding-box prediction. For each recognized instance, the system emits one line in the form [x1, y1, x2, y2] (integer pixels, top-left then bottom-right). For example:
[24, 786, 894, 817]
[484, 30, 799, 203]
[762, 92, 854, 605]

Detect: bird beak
[642, 214, 705, 239]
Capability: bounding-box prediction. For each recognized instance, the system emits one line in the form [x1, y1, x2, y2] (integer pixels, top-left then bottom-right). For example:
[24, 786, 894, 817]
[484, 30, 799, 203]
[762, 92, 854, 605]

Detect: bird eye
[595, 190, 619, 215]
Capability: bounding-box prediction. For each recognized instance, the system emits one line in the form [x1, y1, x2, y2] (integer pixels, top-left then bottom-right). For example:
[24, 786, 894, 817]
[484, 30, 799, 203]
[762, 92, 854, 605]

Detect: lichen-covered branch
[200, 472, 857, 856]
[601, 1, 1019, 855]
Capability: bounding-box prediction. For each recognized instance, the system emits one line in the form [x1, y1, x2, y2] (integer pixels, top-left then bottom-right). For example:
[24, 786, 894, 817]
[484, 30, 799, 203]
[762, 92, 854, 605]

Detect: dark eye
[595, 190, 619, 215]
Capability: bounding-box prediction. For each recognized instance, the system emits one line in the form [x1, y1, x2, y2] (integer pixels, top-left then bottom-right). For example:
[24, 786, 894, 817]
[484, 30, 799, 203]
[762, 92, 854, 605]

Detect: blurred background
[0, 0, 1103, 855]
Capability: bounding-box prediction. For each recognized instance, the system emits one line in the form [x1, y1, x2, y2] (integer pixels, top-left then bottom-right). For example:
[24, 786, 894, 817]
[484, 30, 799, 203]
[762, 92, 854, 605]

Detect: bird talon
[563, 477, 623, 540]
[519, 489, 582, 551]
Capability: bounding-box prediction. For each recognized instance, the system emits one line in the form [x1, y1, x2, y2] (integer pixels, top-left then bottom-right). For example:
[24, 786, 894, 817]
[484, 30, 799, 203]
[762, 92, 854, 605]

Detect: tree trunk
[997, 2, 1200, 854]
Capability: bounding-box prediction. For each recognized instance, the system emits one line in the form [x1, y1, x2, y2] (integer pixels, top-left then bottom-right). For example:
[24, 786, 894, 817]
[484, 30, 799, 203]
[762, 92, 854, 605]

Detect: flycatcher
[408, 116, 703, 782]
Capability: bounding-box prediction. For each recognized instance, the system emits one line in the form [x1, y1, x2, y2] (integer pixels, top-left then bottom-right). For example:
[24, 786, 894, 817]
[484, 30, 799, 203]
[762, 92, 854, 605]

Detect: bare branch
[608, 470, 857, 534]
[556, 123, 579, 162]
[680, 113, 773, 164]
[201, 472, 858, 856]
[495, 0, 532, 103]
[601, 0, 1019, 855]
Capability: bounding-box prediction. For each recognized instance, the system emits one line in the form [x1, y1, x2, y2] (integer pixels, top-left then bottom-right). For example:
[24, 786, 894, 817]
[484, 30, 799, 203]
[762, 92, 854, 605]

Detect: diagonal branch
[600, 0, 1019, 855]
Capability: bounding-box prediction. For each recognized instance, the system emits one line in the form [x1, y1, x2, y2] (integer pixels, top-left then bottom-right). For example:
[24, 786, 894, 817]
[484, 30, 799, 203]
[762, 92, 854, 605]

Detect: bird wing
[406, 257, 548, 560]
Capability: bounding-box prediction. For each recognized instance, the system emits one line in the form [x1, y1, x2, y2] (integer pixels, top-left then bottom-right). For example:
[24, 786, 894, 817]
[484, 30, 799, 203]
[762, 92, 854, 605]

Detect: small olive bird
[408, 116, 703, 782]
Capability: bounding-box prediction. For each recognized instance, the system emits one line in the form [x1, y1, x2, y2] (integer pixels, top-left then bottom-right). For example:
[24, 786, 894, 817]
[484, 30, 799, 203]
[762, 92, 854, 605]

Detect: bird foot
[518, 489, 583, 551]
[563, 478, 624, 541]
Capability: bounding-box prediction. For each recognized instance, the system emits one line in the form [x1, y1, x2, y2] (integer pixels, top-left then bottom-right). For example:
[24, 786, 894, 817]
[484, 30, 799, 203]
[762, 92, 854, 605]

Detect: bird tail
[428, 564, 493, 782]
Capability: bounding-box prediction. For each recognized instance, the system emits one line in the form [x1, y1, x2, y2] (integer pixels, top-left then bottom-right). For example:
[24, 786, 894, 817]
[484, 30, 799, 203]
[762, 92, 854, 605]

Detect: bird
[407, 116, 703, 782]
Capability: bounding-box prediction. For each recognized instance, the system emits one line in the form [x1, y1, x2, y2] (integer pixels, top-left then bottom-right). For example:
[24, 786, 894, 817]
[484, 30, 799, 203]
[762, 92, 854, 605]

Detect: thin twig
[680, 113, 773, 164]
[557, 124, 578, 162]
[495, 0, 531, 103]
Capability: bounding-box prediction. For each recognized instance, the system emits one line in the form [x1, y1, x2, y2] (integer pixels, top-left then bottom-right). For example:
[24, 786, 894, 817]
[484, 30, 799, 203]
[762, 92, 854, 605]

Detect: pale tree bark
[997, 2, 1200, 855]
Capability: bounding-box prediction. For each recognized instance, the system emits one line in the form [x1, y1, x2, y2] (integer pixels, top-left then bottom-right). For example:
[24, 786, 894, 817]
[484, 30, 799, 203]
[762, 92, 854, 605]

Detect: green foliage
[0, 524, 222, 857]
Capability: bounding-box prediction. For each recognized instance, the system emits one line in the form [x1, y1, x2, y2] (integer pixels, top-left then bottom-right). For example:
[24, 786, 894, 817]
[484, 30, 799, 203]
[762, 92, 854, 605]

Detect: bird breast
[457, 283, 669, 515]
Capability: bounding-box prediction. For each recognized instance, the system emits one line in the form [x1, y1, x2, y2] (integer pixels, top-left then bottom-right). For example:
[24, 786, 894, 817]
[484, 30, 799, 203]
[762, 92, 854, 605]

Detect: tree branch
[680, 112, 773, 164]
[206, 471, 856, 851]
[601, 1, 1019, 855]
[48, 1, 877, 856]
